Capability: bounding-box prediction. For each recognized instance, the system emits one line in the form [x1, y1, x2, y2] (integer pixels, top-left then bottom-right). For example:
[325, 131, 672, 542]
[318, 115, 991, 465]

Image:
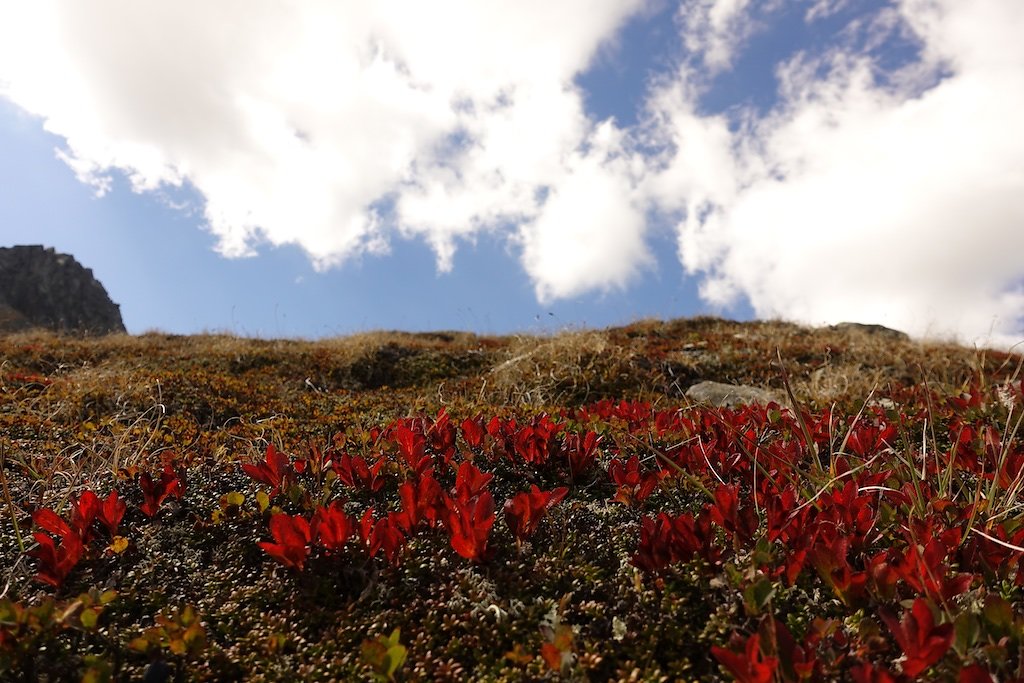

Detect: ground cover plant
[1, 316, 1022, 681]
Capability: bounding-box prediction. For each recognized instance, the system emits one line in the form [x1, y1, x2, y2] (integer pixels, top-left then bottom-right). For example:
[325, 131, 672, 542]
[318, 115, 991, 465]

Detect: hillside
[1, 317, 1022, 681]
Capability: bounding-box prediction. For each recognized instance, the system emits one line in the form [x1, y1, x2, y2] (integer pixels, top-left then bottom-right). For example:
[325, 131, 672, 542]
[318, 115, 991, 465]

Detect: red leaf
[453, 461, 493, 502]
[879, 598, 954, 678]
[30, 530, 84, 588]
[503, 485, 568, 540]
[70, 490, 100, 542]
[369, 513, 407, 565]
[850, 662, 901, 683]
[33, 508, 72, 539]
[711, 633, 778, 683]
[893, 538, 972, 603]
[394, 424, 431, 476]
[397, 473, 444, 532]
[608, 455, 661, 506]
[632, 514, 676, 573]
[139, 464, 183, 517]
[98, 490, 126, 537]
[562, 431, 601, 481]
[311, 501, 354, 551]
[332, 453, 386, 492]
[709, 483, 758, 543]
[241, 443, 292, 496]
[959, 664, 995, 683]
[512, 416, 558, 465]
[259, 512, 312, 570]
[461, 416, 486, 450]
[446, 491, 495, 563]
[540, 643, 563, 671]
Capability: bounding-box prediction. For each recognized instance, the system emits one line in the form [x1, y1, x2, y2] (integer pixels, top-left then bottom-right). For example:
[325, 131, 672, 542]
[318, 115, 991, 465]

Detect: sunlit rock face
[0, 245, 125, 335]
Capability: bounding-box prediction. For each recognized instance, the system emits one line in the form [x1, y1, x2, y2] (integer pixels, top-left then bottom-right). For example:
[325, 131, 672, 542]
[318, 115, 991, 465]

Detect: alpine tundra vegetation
[1, 317, 1022, 681]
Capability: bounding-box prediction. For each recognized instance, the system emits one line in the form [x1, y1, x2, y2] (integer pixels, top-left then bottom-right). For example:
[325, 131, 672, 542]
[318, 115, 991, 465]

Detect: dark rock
[0, 245, 125, 335]
[829, 322, 910, 342]
[685, 380, 781, 408]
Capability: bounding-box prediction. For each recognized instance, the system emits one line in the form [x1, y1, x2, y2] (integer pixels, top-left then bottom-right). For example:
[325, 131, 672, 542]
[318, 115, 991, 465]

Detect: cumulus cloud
[0, 0, 647, 277]
[518, 120, 652, 302]
[648, 0, 1024, 348]
[1, 0, 1023, 348]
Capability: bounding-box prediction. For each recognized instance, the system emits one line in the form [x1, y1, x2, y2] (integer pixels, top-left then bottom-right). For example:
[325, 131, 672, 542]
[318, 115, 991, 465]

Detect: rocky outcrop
[829, 322, 910, 342]
[0, 245, 125, 335]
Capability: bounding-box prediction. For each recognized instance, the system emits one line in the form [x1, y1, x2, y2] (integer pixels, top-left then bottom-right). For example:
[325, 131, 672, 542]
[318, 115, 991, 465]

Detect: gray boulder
[0, 245, 125, 335]
[685, 380, 781, 408]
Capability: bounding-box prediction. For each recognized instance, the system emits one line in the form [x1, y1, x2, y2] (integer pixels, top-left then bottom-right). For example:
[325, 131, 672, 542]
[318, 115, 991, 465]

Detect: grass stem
[0, 440, 26, 555]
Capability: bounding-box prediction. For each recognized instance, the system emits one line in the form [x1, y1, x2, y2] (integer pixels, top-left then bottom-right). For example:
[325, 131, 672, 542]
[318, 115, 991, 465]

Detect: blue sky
[1, 1, 1021, 347]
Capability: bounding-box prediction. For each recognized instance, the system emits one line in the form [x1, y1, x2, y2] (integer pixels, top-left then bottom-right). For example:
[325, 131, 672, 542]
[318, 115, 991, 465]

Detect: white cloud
[677, 0, 757, 72]
[519, 120, 652, 302]
[804, 0, 852, 23]
[0, 0, 648, 281]
[1, 0, 1022, 349]
[648, 0, 1024, 348]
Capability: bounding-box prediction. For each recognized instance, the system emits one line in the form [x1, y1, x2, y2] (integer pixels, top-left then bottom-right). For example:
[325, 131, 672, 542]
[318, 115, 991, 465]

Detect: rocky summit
[0, 245, 125, 335]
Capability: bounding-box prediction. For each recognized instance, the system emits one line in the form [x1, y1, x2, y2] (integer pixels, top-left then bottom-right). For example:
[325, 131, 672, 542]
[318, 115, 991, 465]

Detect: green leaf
[954, 611, 980, 656]
[80, 608, 99, 630]
[223, 491, 245, 508]
[0, 600, 19, 623]
[742, 577, 776, 616]
[256, 490, 270, 513]
[362, 628, 407, 681]
[751, 537, 774, 565]
[985, 595, 1012, 634]
[385, 627, 401, 648]
[384, 644, 407, 678]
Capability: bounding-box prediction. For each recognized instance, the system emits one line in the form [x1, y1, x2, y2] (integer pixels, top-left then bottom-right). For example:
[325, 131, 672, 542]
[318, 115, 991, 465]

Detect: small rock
[866, 397, 897, 411]
[685, 381, 781, 408]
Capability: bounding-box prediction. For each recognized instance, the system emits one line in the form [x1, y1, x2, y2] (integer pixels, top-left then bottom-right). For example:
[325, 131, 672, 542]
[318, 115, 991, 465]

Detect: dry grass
[2, 316, 1015, 511]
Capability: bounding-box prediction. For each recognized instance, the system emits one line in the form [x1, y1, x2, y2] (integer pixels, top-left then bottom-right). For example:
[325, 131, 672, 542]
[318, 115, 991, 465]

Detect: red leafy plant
[241, 444, 295, 497]
[561, 430, 601, 481]
[443, 462, 496, 563]
[139, 464, 184, 517]
[70, 489, 126, 540]
[332, 452, 387, 492]
[631, 510, 720, 573]
[310, 501, 354, 552]
[358, 509, 407, 565]
[879, 598, 954, 678]
[711, 632, 778, 683]
[460, 416, 486, 452]
[396, 473, 445, 532]
[392, 423, 432, 477]
[608, 455, 662, 506]
[511, 414, 559, 465]
[709, 483, 758, 544]
[30, 509, 85, 588]
[259, 512, 312, 571]
[503, 485, 568, 541]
